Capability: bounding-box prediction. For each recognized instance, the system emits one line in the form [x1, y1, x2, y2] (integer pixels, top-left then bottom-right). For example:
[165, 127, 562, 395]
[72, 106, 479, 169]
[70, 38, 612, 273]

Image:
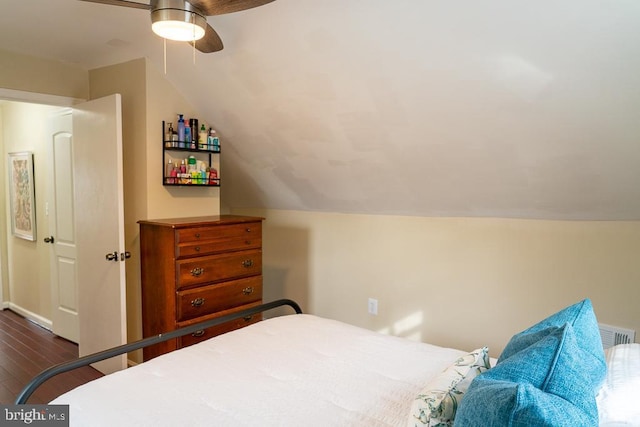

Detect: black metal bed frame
[15, 299, 303, 404]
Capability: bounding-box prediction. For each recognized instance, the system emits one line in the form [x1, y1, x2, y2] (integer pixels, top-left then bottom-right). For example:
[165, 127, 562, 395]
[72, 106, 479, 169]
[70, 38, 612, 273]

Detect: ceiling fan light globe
[151, 4, 207, 42]
[152, 20, 205, 41]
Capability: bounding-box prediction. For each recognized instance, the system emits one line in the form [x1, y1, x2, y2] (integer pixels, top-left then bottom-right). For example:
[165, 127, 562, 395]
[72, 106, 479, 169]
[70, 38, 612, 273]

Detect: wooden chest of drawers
[138, 215, 264, 361]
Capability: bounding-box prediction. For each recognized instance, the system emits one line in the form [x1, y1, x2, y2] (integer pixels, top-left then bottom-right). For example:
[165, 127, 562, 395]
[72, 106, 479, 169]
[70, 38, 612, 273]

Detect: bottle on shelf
[209, 167, 219, 185]
[177, 114, 185, 148]
[170, 164, 178, 184]
[165, 159, 174, 184]
[165, 123, 173, 148]
[171, 125, 179, 147]
[187, 156, 197, 172]
[187, 156, 196, 184]
[198, 124, 208, 150]
[200, 167, 208, 185]
[190, 118, 198, 149]
[208, 128, 220, 152]
[179, 159, 187, 184]
[184, 122, 192, 149]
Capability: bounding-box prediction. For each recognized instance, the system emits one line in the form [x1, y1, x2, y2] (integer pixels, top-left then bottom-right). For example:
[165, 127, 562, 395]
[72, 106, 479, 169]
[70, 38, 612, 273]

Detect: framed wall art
[8, 151, 37, 241]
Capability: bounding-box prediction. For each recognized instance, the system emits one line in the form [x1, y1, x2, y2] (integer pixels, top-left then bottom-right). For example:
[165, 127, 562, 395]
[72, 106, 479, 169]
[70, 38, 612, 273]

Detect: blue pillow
[453, 379, 595, 427]
[489, 324, 598, 417]
[455, 324, 599, 426]
[498, 298, 605, 388]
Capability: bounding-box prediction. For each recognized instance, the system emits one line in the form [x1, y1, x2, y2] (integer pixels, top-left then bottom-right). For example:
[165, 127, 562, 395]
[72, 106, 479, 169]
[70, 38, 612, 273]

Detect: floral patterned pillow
[408, 347, 491, 427]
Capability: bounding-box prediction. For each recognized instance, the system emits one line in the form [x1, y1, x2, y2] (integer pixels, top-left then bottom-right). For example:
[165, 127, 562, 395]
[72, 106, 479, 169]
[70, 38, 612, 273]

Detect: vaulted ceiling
[2, 0, 640, 219]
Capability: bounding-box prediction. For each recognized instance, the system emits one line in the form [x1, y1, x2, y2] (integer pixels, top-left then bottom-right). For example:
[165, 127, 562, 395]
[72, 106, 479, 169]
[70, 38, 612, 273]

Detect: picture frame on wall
[8, 151, 37, 241]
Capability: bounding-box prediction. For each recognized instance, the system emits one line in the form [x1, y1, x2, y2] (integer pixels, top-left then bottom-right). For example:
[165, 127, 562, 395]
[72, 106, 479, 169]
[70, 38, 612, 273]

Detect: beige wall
[232, 208, 640, 356]
[0, 50, 88, 101]
[144, 61, 221, 219]
[1, 102, 61, 320]
[89, 58, 220, 361]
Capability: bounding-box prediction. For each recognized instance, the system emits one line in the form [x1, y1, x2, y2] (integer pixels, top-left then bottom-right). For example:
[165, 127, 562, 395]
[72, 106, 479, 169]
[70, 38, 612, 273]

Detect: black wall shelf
[162, 121, 220, 187]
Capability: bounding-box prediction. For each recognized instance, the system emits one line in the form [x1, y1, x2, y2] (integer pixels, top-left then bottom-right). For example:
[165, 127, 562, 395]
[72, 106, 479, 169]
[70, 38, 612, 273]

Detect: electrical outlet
[368, 298, 378, 315]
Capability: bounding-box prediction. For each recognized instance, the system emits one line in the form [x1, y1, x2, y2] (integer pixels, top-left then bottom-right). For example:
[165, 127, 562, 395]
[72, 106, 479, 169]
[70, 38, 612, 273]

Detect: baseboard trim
[7, 303, 53, 331]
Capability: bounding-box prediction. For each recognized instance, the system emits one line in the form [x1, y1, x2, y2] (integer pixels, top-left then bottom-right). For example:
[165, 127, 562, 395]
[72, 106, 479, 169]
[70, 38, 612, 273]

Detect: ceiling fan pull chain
[192, 12, 197, 65]
[164, 37, 167, 75]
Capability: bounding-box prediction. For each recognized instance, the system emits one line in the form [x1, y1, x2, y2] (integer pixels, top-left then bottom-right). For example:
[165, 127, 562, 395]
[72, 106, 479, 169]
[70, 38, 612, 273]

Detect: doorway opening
[0, 94, 72, 330]
[0, 90, 128, 375]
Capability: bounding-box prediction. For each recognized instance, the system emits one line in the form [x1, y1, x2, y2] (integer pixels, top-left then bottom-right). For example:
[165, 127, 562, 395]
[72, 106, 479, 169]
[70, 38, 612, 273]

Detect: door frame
[0, 88, 83, 107]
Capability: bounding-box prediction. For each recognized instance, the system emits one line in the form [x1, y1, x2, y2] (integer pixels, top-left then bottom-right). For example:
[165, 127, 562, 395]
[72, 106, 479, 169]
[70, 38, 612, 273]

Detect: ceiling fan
[79, 0, 275, 53]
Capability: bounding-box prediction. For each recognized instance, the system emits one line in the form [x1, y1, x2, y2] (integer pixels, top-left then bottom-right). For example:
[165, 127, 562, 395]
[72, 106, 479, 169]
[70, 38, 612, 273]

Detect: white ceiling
[2, 0, 640, 220]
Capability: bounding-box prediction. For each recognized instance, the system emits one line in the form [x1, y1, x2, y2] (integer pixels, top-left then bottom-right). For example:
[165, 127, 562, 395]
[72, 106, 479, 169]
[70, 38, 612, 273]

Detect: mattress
[52, 314, 466, 426]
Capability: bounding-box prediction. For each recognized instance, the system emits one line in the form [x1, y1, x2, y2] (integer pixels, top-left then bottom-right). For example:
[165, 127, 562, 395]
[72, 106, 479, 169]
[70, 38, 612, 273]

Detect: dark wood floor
[0, 309, 103, 404]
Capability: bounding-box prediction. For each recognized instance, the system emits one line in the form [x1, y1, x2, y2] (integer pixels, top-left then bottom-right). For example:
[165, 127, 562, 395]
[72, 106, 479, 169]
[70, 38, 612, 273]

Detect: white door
[49, 109, 80, 343]
[73, 94, 127, 374]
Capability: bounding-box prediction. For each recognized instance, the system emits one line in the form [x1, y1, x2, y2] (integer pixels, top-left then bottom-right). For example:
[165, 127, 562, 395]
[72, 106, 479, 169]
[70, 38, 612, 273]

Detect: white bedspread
[52, 314, 465, 426]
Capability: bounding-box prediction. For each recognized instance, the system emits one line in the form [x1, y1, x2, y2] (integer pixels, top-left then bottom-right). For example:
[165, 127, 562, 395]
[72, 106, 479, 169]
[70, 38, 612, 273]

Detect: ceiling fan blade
[189, 0, 275, 16]
[78, 0, 151, 10]
[189, 23, 224, 53]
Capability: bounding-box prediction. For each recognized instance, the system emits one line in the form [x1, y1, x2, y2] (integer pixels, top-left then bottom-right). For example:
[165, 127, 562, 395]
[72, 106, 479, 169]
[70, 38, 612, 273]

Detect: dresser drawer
[177, 304, 262, 348]
[176, 276, 262, 322]
[177, 236, 261, 258]
[176, 249, 262, 289]
[176, 223, 262, 258]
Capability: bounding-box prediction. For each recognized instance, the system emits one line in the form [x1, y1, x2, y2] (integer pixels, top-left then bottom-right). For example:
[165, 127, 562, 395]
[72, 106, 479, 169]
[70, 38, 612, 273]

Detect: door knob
[120, 251, 131, 260]
[43, 236, 55, 244]
[105, 252, 119, 262]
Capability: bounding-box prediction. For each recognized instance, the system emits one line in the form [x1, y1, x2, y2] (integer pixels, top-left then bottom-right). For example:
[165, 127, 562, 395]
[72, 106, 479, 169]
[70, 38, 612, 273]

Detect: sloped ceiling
[1, 0, 639, 219]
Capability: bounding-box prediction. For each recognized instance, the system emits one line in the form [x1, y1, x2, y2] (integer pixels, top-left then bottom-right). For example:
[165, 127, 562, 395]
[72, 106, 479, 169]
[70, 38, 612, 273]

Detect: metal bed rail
[16, 299, 303, 404]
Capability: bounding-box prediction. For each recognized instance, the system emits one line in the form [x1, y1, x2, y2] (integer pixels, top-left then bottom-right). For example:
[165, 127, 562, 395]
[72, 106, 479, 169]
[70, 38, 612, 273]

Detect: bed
[17, 299, 640, 426]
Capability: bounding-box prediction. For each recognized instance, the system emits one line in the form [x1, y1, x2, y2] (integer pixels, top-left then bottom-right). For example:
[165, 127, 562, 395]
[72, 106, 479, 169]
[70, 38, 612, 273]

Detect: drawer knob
[241, 259, 254, 268]
[242, 286, 254, 295]
[195, 233, 201, 238]
[190, 267, 205, 276]
[191, 297, 205, 307]
[245, 228, 251, 233]
[191, 330, 205, 337]
[195, 246, 201, 252]
[243, 315, 253, 322]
